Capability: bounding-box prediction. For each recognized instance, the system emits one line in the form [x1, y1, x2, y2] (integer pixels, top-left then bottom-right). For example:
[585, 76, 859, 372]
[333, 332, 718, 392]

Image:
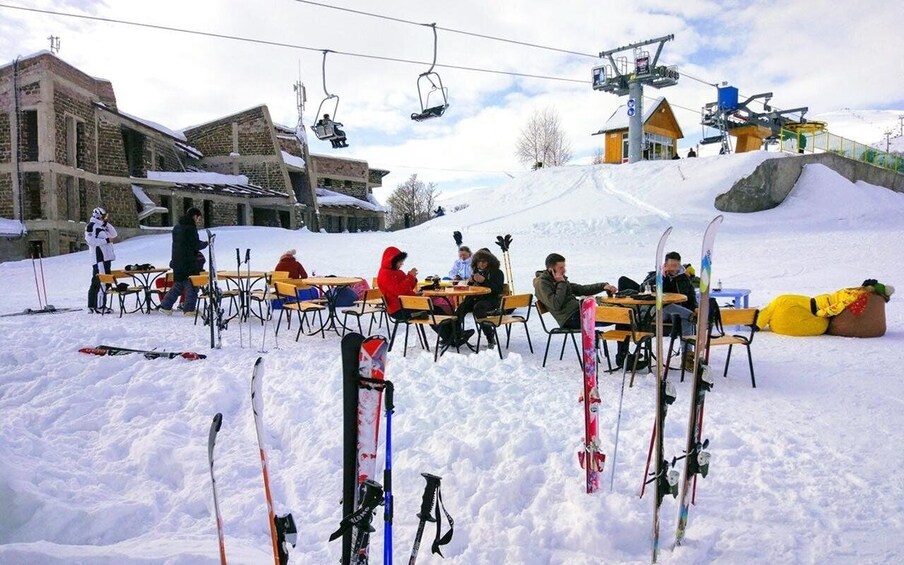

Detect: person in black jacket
[455, 248, 505, 347]
[159, 208, 208, 315]
[617, 251, 698, 367]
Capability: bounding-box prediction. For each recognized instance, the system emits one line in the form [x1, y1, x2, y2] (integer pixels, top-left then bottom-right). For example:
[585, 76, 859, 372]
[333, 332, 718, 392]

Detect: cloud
[1, 0, 902, 201]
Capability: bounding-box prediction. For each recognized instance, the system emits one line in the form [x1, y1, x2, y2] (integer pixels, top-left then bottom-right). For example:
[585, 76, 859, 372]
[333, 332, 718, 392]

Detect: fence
[779, 128, 904, 174]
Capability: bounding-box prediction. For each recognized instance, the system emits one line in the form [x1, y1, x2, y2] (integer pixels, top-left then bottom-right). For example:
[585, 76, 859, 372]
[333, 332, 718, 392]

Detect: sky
[1, 0, 903, 201]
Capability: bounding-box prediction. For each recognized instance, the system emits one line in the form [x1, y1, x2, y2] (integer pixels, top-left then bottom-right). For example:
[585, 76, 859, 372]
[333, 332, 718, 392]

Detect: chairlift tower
[593, 35, 679, 163]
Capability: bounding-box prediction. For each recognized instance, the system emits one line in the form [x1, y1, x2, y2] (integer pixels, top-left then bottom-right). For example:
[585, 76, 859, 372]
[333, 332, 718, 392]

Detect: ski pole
[208, 413, 228, 565]
[37, 247, 49, 307]
[640, 422, 656, 498]
[237, 249, 244, 348]
[383, 382, 394, 565]
[610, 358, 629, 491]
[246, 248, 252, 348]
[408, 473, 441, 565]
[31, 255, 44, 309]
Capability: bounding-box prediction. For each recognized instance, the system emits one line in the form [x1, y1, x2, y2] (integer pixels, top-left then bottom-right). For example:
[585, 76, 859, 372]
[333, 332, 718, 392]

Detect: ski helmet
[92, 207, 107, 219]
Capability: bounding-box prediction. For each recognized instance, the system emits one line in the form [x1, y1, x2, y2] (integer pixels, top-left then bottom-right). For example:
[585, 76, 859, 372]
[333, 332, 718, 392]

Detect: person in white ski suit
[85, 207, 117, 313]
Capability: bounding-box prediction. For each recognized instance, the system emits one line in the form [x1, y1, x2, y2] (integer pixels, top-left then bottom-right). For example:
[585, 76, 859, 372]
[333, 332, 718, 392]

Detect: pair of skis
[79, 344, 206, 360]
[645, 217, 722, 561]
[205, 229, 226, 350]
[207, 358, 297, 565]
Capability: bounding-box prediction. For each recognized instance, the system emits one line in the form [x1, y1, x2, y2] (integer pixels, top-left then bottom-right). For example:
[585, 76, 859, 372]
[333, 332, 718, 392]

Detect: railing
[779, 128, 904, 174]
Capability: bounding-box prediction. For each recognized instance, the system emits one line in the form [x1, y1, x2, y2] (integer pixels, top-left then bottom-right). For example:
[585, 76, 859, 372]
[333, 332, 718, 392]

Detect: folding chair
[249, 271, 289, 324]
[97, 272, 143, 317]
[684, 308, 759, 388]
[595, 306, 654, 387]
[535, 300, 581, 368]
[395, 295, 457, 362]
[341, 288, 387, 336]
[190, 274, 241, 326]
[274, 281, 326, 340]
[474, 293, 534, 359]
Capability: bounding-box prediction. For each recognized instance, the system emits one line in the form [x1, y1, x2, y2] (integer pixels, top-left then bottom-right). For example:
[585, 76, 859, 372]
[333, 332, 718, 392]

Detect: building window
[65, 116, 77, 167]
[236, 203, 246, 226]
[159, 195, 172, 226]
[203, 200, 214, 228]
[65, 176, 79, 221]
[22, 110, 38, 162]
[183, 197, 194, 216]
[348, 216, 358, 232]
[23, 172, 41, 219]
[78, 178, 87, 220]
[642, 132, 674, 161]
[621, 132, 629, 162]
[157, 154, 165, 171]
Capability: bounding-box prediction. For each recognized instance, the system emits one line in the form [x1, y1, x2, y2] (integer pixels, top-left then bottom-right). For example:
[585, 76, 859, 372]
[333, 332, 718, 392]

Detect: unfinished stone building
[0, 52, 388, 259]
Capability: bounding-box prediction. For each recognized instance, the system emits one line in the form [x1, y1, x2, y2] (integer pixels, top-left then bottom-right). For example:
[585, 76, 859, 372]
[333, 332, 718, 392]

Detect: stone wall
[716, 153, 904, 213]
[0, 172, 11, 217]
[0, 113, 10, 163]
[98, 181, 137, 228]
[313, 155, 368, 178]
[53, 84, 97, 171]
[96, 114, 129, 177]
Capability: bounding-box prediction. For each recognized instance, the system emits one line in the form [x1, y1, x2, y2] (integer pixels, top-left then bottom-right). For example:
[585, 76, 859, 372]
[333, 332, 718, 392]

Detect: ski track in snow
[1, 152, 903, 564]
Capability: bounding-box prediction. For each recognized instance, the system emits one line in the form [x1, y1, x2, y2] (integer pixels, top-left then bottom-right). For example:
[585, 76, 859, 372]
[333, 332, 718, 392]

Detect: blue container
[718, 86, 739, 111]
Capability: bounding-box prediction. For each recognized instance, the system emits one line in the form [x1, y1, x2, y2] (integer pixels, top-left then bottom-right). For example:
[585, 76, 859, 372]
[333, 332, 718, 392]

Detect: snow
[0, 218, 26, 236]
[281, 151, 306, 170]
[316, 188, 385, 212]
[598, 96, 668, 133]
[146, 171, 251, 185]
[1, 151, 903, 564]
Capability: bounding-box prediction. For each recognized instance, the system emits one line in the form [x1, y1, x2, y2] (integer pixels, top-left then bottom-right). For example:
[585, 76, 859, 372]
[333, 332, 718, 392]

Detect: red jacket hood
[381, 246, 404, 270]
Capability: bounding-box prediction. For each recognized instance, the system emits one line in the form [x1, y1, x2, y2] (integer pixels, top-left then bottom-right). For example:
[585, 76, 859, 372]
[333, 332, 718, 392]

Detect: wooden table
[599, 292, 687, 330]
[218, 270, 270, 321]
[291, 276, 365, 336]
[123, 268, 169, 313]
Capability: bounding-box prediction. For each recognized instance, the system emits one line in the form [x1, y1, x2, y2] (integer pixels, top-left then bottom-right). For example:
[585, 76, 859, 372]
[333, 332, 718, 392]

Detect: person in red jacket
[274, 249, 308, 279]
[377, 246, 418, 319]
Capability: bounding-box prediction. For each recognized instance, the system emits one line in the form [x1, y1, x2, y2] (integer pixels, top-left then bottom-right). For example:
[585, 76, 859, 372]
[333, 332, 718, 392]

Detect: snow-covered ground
[1, 151, 903, 564]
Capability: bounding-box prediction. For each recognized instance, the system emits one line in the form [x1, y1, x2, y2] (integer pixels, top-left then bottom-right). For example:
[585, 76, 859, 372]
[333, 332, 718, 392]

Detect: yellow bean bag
[756, 294, 829, 336]
[827, 292, 887, 338]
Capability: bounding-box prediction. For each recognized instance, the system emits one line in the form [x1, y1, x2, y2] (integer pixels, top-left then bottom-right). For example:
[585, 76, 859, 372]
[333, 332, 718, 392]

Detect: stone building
[0, 52, 388, 259]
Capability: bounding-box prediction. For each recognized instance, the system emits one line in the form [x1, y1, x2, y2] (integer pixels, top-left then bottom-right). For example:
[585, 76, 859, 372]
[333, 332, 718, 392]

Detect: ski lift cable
[0, 4, 587, 84]
[0, 3, 710, 117]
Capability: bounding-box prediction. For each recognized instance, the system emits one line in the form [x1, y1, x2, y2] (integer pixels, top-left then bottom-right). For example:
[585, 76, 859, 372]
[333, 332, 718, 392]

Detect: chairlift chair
[411, 23, 449, 122]
[310, 50, 348, 146]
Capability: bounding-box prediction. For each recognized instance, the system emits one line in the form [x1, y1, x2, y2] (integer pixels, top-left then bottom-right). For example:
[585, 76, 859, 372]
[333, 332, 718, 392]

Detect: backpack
[708, 297, 724, 337]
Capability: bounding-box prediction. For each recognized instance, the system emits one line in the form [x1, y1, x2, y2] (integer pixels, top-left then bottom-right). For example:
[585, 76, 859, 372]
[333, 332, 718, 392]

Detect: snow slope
[1, 152, 903, 564]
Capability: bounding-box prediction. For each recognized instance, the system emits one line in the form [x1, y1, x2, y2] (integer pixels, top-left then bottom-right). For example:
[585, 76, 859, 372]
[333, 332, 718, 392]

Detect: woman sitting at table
[274, 249, 308, 279]
[456, 248, 505, 348]
[377, 246, 419, 321]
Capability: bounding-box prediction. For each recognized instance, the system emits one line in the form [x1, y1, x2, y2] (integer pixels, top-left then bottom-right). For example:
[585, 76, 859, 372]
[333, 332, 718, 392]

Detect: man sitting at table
[274, 249, 308, 279]
[533, 253, 617, 330]
[447, 246, 472, 281]
[455, 248, 504, 348]
[618, 251, 698, 368]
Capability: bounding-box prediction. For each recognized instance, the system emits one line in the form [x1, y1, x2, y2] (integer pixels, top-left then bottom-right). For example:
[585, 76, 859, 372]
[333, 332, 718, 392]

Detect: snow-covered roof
[597, 96, 667, 133]
[316, 188, 385, 212]
[281, 151, 306, 171]
[118, 110, 187, 142]
[0, 218, 26, 237]
[147, 171, 250, 184]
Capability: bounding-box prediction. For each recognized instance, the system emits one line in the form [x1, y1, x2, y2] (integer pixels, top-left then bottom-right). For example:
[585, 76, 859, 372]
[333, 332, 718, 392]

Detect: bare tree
[516, 107, 572, 168]
[591, 146, 606, 165]
[386, 174, 440, 230]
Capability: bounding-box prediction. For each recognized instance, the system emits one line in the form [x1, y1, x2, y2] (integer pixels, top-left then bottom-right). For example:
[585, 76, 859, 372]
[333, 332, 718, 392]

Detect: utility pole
[593, 35, 679, 164]
[884, 129, 893, 152]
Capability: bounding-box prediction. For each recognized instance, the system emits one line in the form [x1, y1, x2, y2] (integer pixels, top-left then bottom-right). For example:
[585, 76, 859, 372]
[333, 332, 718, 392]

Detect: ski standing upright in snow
[251, 358, 298, 565]
[206, 229, 224, 350]
[648, 226, 678, 563]
[674, 215, 723, 548]
[578, 296, 605, 493]
[208, 413, 228, 565]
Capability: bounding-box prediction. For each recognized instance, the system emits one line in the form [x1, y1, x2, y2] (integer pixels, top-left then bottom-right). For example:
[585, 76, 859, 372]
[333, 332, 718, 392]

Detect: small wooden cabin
[593, 97, 684, 163]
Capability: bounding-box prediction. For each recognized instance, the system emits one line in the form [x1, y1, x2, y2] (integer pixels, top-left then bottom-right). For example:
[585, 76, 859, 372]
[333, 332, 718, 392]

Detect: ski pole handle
[245, 248, 251, 264]
[417, 473, 441, 520]
[235, 248, 240, 265]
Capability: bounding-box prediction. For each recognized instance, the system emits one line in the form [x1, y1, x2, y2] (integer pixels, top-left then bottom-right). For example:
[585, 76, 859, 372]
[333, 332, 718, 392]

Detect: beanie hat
[92, 207, 107, 220]
[281, 249, 296, 259]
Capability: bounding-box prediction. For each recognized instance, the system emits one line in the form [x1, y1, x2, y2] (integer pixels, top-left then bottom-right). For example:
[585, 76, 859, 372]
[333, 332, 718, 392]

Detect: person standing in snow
[159, 208, 208, 316]
[447, 246, 473, 281]
[274, 249, 308, 279]
[85, 206, 117, 314]
[533, 253, 616, 329]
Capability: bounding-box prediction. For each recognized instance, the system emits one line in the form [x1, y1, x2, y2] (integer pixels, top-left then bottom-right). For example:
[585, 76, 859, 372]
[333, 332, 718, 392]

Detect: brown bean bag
[826, 292, 886, 338]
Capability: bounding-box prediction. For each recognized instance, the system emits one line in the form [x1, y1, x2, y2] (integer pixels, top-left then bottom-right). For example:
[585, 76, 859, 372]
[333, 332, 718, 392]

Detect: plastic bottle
[715, 278, 722, 291]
